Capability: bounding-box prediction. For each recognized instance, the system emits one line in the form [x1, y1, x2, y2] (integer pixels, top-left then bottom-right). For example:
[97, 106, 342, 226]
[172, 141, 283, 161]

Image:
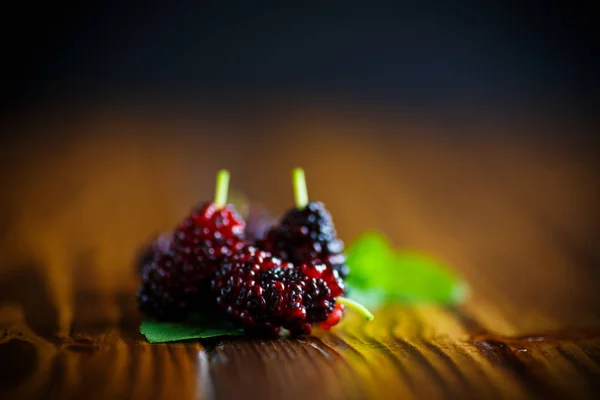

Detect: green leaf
[345, 231, 468, 305]
[140, 313, 244, 343]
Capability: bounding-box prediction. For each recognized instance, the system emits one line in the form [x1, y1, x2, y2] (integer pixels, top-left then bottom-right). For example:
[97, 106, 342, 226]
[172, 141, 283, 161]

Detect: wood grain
[1, 109, 599, 399]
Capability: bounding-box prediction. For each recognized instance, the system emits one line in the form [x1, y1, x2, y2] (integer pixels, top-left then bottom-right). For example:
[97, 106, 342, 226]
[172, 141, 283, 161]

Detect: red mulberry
[137, 199, 246, 320]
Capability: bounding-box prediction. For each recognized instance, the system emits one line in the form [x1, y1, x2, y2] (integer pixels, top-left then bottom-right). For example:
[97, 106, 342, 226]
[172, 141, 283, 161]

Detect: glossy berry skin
[260, 201, 350, 280]
[137, 202, 246, 320]
[319, 303, 345, 330]
[172, 202, 247, 281]
[211, 246, 344, 336]
[177, 202, 245, 244]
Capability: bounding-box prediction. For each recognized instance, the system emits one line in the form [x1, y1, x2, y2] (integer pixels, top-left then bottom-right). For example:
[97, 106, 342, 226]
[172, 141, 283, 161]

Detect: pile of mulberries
[136, 169, 360, 336]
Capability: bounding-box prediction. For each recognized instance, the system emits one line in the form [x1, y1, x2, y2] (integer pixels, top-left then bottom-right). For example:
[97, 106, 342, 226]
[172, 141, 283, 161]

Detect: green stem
[292, 168, 309, 209]
[214, 169, 230, 208]
[337, 297, 374, 321]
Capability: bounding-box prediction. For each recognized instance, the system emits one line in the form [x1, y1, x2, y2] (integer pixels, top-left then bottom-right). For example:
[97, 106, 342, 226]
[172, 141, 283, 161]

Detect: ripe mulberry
[172, 201, 247, 278]
[261, 201, 350, 279]
[211, 246, 344, 336]
[137, 201, 246, 320]
[137, 250, 207, 321]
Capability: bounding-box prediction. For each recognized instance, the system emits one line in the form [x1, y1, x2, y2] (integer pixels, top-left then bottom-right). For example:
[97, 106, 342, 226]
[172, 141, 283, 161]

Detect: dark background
[2, 1, 599, 126]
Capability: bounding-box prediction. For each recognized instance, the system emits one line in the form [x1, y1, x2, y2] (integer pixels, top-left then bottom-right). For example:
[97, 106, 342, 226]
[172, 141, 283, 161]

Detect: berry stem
[214, 169, 230, 208]
[337, 297, 375, 321]
[292, 167, 309, 209]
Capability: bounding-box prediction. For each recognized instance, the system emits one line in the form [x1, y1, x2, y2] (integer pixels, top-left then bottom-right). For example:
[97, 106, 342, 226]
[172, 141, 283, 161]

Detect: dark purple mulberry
[211, 246, 344, 336]
[137, 250, 208, 320]
[260, 201, 350, 279]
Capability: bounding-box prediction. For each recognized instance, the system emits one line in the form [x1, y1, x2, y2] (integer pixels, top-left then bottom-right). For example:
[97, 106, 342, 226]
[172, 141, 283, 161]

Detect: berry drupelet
[260, 169, 350, 279]
[211, 246, 345, 336]
[137, 170, 246, 320]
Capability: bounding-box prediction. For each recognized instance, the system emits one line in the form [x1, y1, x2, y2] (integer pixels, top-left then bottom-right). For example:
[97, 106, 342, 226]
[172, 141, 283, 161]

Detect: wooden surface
[1, 109, 599, 399]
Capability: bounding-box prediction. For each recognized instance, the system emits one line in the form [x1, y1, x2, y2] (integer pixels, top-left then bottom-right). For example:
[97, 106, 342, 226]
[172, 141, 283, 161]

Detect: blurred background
[0, 2, 599, 334]
[1, 2, 599, 118]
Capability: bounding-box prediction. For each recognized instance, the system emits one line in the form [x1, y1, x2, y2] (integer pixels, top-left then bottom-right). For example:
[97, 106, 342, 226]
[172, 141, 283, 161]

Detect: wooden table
[1, 108, 599, 399]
